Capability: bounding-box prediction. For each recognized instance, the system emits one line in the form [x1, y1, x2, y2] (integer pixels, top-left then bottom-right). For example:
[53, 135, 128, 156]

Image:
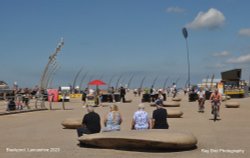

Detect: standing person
[81, 88, 88, 104]
[166, 87, 170, 97]
[133, 89, 138, 97]
[111, 87, 115, 102]
[16, 94, 23, 110]
[151, 104, 169, 129]
[131, 104, 150, 130]
[120, 86, 126, 102]
[102, 104, 123, 132]
[184, 88, 187, 95]
[76, 106, 101, 137]
[197, 88, 206, 112]
[172, 83, 177, 98]
[209, 89, 222, 117]
[138, 88, 142, 96]
[23, 89, 30, 109]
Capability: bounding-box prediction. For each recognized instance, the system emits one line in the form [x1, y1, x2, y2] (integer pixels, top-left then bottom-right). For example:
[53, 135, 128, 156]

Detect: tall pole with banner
[182, 28, 190, 88]
[39, 38, 64, 108]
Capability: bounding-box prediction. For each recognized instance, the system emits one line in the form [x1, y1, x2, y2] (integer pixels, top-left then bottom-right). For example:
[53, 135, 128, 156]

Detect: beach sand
[0, 91, 249, 158]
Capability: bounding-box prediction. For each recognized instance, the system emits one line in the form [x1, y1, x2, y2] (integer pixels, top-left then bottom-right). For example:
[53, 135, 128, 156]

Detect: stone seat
[225, 101, 240, 108]
[150, 101, 180, 107]
[172, 97, 182, 102]
[167, 109, 183, 118]
[79, 129, 197, 150]
[61, 118, 82, 129]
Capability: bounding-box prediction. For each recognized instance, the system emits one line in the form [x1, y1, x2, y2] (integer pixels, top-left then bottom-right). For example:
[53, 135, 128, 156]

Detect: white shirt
[197, 91, 205, 99]
[133, 110, 149, 130]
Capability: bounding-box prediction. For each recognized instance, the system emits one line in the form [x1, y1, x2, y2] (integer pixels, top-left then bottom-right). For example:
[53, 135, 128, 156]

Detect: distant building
[197, 78, 221, 89]
[221, 69, 247, 98]
[0, 81, 9, 89]
[0, 81, 12, 100]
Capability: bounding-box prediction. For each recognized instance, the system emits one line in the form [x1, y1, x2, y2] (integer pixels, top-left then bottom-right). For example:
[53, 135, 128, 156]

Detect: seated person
[152, 104, 169, 129]
[131, 104, 150, 130]
[7, 98, 16, 111]
[102, 104, 122, 132]
[77, 106, 101, 137]
[155, 91, 164, 105]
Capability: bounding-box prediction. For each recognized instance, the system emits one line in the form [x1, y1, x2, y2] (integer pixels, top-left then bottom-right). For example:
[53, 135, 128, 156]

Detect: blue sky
[1, 0, 250, 88]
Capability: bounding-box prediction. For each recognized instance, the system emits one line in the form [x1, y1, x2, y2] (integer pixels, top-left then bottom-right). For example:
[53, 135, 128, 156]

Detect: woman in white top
[103, 104, 123, 132]
[131, 104, 150, 130]
[197, 88, 206, 112]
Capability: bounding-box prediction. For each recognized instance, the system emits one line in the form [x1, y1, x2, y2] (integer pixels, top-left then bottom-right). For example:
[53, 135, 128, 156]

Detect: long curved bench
[79, 129, 197, 150]
[61, 118, 82, 129]
[172, 97, 182, 102]
[164, 102, 180, 107]
[167, 109, 183, 118]
[124, 99, 133, 103]
[225, 101, 240, 108]
[150, 102, 180, 107]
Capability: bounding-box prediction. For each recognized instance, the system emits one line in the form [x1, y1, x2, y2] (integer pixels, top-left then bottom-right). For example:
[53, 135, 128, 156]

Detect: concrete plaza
[0, 92, 249, 158]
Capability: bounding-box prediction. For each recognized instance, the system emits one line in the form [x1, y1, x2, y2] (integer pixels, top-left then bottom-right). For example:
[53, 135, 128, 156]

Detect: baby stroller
[86, 95, 98, 107]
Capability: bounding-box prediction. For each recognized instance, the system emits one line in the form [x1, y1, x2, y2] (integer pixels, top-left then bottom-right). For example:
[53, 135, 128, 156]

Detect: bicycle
[211, 100, 220, 121]
[198, 98, 205, 113]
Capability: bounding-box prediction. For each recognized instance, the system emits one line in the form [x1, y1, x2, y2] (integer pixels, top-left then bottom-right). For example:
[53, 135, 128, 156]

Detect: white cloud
[186, 8, 225, 30]
[215, 63, 226, 68]
[227, 54, 250, 64]
[213, 51, 230, 57]
[238, 28, 250, 37]
[207, 63, 226, 68]
[166, 7, 186, 13]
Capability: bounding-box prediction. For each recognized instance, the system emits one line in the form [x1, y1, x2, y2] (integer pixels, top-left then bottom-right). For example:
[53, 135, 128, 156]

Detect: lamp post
[108, 75, 115, 88]
[127, 74, 135, 90]
[79, 71, 88, 91]
[44, 62, 59, 88]
[40, 38, 64, 90]
[39, 38, 64, 108]
[115, 74, 123, 90]
[182, 27, 190, 88]
[47, 65, 61, 88]
[139, 76, 146, 90]
[151, 75, 159, 88]
[72, 67, 83, 93]
[163, 77, 169, 90]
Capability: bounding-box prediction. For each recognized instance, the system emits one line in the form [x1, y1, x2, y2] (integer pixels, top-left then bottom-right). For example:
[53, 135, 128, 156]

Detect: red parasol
[88, 80, 106, 96]
[88, 80, 106, 86]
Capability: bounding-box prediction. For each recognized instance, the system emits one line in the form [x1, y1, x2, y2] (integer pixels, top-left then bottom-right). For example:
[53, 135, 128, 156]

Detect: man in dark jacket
[77, 106, 101, 137]
[151, 104, 169, 129]
[120, 86, 126, 102]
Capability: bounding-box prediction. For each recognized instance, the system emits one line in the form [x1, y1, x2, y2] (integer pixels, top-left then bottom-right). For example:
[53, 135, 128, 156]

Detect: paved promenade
[0, 92, 249, 158]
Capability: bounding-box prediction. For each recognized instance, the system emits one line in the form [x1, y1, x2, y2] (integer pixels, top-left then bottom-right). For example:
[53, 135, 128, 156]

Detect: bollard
[49, 99, 52, 110]
[49, 94, 53, 110]
[41, 95, 45, 109]
[35, 99, 38, 109]
[62, 93, 65, 110]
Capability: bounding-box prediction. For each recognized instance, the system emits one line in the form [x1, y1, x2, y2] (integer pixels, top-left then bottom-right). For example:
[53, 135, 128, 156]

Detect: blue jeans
[77, 127, 91, 137]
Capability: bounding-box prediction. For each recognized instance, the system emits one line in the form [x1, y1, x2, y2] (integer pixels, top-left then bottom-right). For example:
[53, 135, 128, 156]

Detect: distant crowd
[5, 87, 40, 111]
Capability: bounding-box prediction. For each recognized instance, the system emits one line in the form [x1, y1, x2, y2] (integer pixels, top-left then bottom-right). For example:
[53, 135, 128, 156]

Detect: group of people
[81, 86, 127, 106]
[131, 103, 168, 130]
[196, 88, 222, 117]
[77, 103, 169, 137]
[6, 93, 31, 111]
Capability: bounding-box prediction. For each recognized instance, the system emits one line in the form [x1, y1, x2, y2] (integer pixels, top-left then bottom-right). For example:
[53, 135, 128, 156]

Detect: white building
[197, 78, 221, 89]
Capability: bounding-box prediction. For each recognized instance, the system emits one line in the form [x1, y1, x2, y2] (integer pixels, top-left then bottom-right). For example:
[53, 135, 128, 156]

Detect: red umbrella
[88, 80, 106, 96]
[88, 80, 106, 86]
